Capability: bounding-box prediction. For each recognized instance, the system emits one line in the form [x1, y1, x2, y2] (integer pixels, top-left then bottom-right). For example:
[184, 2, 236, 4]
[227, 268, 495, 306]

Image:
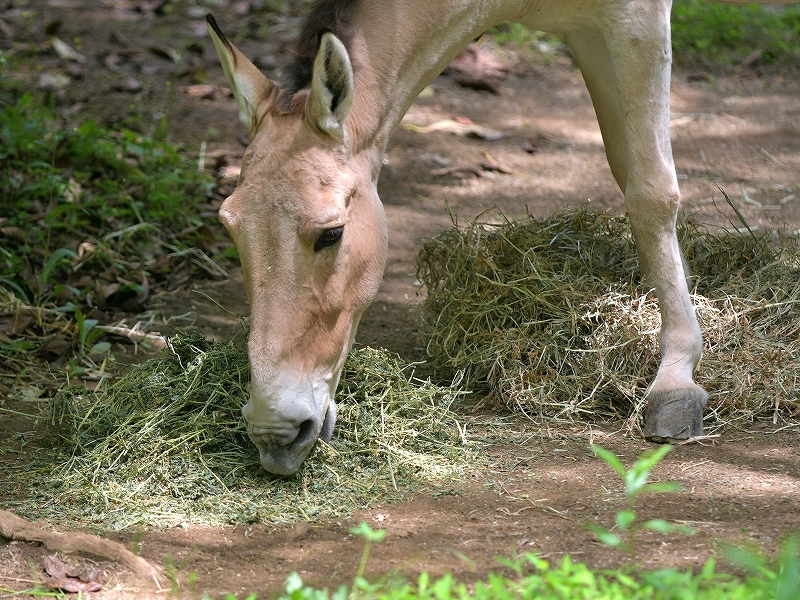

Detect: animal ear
[306, 31, 354, 139]
[207, 14, 275, 136]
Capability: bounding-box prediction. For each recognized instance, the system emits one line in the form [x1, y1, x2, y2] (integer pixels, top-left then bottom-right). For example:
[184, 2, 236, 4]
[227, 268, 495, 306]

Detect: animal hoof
[643, 386, 708, 443]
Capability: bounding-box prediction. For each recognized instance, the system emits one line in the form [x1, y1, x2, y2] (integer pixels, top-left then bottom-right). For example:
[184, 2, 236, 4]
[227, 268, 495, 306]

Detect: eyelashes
[314, 226, 344, 252]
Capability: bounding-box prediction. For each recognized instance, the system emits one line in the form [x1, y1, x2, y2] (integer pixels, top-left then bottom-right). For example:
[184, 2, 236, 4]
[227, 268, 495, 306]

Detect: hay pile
[416, 208, 800, 429]
[36, 334, 474, 528]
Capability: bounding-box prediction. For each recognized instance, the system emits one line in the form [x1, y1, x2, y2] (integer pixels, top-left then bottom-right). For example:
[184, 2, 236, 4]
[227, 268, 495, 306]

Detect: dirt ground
[1, 1, 799, 598]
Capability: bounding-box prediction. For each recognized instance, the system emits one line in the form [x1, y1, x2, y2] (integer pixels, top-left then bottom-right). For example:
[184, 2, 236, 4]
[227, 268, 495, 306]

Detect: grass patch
[0, 71, 231, 390]
[0, 89, 225, 305]
[416, 207, 800, 431]
[1, 334, 476, 529]
[490, 3, 800, 70]
[672, 0, 800, 69]
[272, 551, 800, 600]
[219, 520, 800, 600]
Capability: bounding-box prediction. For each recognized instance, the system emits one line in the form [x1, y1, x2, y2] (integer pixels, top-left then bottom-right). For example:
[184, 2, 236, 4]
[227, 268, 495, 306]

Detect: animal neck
[344, 0, 519, 158]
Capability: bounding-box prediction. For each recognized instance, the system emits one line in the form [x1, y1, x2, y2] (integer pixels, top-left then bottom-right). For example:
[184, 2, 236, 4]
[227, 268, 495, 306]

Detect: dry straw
[416, 207, 800, 432]
[35, 334, 474, 528]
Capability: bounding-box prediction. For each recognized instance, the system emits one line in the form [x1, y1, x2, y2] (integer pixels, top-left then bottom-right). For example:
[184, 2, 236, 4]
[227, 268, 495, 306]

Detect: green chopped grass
[3, 334, 477, 529]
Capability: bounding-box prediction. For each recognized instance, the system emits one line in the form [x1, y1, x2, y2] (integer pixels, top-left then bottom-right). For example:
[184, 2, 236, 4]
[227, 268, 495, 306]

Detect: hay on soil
[416, 208, 800, 429]
[22, 334, 475, 529]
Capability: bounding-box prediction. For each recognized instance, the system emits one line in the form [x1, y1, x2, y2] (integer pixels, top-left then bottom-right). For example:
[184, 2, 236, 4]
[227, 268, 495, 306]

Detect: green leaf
[615, 510, 636, 531]
[349, 521, 386, 542]
[284, 572, 304, 595]
[590, 445, 626, 478]
[0, 278, 30, 304]
[645, 482, 684, 494]
[721, 543, 770, 577]
[495, 555, 523, 576]
[624, 469, 650, 498]
[700, 556, 717, 579]
[521, 553, 549, 572]
[635, 445, 674, 473]
[775, 535, 800, 600]
[79, 318, 99, 346]
[641, 519, 677, 533]
[587, 525, 624, 548]
[625, 445, 674, 498]
[39, 247, 78, 291]
[597, 530, 624, 548]
[90, 341, 111, 354]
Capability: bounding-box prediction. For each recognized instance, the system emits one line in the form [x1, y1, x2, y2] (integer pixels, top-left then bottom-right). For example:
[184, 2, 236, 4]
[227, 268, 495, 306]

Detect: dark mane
[281, 0, 357, 100]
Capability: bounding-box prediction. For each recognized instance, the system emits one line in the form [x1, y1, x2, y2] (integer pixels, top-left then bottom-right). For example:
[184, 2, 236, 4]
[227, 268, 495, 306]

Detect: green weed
[490, 3, 800, 69]
[0, 87, 225, 310]
[349, 522, 388, 600]
[722, 534, 800, 600]
[671, 1, 800, 68]
[252, 542, 800, 600]
[589, 444, 693, 563]
[228, 448, 797, 600]
[0, 77, 230, 386]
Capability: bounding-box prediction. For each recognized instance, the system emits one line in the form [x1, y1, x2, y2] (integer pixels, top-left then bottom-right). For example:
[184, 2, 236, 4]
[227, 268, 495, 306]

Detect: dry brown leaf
[446, 42, 508, 94]
[42, 555, 104, 593]
[51, 37, 86, 63]
[183, 84, 217, 100]
[401, 118, 505, 141]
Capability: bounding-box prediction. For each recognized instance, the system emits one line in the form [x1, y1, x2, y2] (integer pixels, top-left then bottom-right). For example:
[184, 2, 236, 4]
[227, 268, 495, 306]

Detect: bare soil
[1, 1, 799, 598]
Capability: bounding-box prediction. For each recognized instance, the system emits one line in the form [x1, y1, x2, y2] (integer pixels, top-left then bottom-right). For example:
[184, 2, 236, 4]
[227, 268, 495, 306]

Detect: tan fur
[208, 0, 791, 474]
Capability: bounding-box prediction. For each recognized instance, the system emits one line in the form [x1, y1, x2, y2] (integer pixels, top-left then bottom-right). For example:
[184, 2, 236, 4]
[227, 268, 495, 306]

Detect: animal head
[208, 15, 387, 474]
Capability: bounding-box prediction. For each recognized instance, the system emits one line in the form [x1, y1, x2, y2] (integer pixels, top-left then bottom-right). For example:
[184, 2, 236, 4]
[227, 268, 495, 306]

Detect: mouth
[258, 442, 315, 475]
[252, 401, 338, 475]
[320, 401, 337, 442]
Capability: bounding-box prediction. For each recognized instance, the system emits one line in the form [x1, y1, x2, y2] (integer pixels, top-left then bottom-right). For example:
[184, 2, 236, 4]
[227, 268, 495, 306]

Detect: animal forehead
[244, 123, 347, 177]
[233, 153, 351, 225]
[248, 133, 351, 187]
[275, 153, 352, 210]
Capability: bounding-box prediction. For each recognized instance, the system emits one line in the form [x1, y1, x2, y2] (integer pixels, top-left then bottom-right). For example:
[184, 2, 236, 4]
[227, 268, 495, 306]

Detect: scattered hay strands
[416, 208, 800, 431]
[22, 334, 476, 528]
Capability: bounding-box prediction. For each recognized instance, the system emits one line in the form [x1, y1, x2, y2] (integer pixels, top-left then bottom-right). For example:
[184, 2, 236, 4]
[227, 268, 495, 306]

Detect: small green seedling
[722, 535, 800, 600]
[349, 521, 387, 600]
[589, 444, 692, 563]
[59, 303, 108, 357]
[37, 248, 78, 306]
[281, 572, 346, 600]
[277, 522, 385, 600]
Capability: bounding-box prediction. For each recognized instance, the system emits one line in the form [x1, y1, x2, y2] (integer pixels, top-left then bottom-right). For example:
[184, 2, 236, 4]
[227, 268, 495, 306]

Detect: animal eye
[314, 226, 344, 252]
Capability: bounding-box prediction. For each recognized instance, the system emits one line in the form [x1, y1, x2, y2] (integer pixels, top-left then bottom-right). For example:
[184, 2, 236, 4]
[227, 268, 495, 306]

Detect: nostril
[293, 419, 317, 447]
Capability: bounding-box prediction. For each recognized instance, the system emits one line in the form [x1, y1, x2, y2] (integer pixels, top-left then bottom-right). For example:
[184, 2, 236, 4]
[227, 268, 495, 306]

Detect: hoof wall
[643, 387, 708, 443]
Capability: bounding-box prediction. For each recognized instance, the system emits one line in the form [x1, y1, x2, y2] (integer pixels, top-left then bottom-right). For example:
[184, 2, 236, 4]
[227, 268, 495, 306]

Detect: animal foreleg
[602, 2, 708, 441]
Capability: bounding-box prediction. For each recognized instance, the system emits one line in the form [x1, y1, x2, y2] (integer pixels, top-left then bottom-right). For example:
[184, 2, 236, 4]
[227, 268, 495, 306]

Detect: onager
[207, 0, 794, 474]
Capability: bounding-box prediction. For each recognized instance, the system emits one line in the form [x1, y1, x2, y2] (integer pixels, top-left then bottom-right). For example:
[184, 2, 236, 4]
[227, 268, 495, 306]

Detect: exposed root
[0, 509, 162, 583]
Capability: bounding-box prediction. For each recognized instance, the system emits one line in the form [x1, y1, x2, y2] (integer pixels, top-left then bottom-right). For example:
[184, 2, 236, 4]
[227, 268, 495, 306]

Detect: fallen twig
[675, 434, 721, 446]
[96, 324, 168, 350]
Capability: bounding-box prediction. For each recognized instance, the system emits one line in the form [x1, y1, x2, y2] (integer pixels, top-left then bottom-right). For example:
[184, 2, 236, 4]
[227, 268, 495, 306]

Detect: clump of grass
[488, 3, 800, 70]
[671, 0, 800, 69]
[488, 22, 564, 57]
[0, 81, 231, 391]
[416, 207, 800, 431]
[25, 334, 475, 528]
[0, 87, 228, 310]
